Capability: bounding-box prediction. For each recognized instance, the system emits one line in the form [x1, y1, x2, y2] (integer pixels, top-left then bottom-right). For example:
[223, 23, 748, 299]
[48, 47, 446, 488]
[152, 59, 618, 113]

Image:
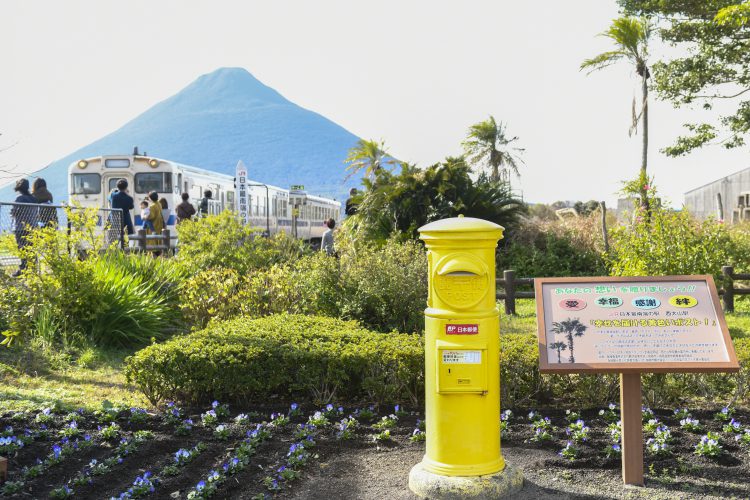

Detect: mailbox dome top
[419, 216, 504, 235]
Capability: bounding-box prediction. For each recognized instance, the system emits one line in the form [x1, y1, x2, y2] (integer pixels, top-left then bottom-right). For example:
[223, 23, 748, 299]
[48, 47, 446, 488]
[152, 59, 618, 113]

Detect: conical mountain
[1, 67, 362, 202]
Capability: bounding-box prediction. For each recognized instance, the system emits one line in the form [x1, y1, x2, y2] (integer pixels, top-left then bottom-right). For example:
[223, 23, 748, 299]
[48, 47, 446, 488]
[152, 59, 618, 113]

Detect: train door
[102, 174, 132, 206]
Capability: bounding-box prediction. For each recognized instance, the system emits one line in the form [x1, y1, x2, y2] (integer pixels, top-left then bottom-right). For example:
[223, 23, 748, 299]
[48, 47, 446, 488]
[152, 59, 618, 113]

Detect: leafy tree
[581, 16, 652, 213]
[462, 116, 525, 183]
[344, 139, 394, 180]
[620, 1, 750, 155]
[351, 157, 526, 242]
[573, 200, 602, 216]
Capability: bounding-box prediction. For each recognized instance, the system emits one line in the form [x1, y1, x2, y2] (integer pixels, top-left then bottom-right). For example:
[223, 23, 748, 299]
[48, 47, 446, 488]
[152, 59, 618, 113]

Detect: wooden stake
[0, 456, 7, 484]
[620, 373, 644, 486]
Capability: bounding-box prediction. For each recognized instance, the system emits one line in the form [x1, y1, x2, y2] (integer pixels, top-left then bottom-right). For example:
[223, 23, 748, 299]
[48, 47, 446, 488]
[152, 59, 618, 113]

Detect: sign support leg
[620, 372, 644, 486]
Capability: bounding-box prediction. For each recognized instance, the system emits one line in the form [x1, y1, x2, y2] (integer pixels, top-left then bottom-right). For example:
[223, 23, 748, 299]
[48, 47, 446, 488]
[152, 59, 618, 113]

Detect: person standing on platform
[10, 179, 37, 276]
[321, 218, 336, 256]
[175, 192, 196, 223]
[110, 179, 135, 236]
[31, 178, 57, 228]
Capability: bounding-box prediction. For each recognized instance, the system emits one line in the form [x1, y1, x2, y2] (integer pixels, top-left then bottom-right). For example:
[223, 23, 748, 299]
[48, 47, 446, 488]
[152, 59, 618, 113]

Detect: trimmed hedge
[499, 333, 750, 408]
[124, 314, 424, 405]
[125, 314, 750, 408]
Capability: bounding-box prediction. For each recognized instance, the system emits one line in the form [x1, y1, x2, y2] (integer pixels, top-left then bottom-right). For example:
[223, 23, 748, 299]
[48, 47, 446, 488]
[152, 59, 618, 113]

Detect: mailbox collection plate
[436, 342, 488, 393]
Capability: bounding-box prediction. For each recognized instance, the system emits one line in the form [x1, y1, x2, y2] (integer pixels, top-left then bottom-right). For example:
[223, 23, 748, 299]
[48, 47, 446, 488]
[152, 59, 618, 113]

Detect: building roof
[685, 166, 750, 195]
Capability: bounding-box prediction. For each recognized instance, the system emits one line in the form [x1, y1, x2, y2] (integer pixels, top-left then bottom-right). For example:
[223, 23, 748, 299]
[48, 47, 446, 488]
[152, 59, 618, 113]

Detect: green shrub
[178, 238, 426, 333]
[85, 257, 181, 347]
[175, 212, 309, 275]
[124, 314, 424, 405]
[337, 238, 427, 333]
[608, 207, 740, 282]
[2, 214, 184, 348]
[498, 333, 750, 408]
[497, 215, 607, 278]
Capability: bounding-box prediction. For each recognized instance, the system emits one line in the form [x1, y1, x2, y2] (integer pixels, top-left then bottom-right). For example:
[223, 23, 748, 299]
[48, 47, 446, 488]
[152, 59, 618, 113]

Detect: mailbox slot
[436, 340, 488, 394]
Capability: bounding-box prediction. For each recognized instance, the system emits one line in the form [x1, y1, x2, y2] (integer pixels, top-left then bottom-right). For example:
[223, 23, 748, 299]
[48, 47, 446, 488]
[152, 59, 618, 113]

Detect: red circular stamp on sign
[559, 298, 587, 311]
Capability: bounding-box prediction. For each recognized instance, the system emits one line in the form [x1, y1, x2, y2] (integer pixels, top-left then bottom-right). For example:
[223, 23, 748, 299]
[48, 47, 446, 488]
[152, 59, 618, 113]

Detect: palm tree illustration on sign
[551, 318, 588, 363]
[549, 341, 568, 363]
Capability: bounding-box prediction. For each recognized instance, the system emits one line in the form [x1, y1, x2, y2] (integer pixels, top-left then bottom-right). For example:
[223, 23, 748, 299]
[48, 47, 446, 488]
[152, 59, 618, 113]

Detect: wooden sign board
[536, 275, 739, 487]
[535, 275, 739, 374]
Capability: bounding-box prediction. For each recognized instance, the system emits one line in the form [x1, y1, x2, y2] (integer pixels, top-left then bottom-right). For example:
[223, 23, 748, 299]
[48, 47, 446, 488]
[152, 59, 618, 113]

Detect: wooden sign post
[535, 275, 739, 486]
[0, 456, 7, 484]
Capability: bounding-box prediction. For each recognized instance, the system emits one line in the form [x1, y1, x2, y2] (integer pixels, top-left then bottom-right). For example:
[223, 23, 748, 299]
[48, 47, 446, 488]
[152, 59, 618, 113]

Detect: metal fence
[0, 202, 124, 267]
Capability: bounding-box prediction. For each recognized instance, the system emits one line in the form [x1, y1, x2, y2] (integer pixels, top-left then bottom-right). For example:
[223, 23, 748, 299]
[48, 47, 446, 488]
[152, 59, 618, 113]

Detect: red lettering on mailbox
[446, 324, 479, 335]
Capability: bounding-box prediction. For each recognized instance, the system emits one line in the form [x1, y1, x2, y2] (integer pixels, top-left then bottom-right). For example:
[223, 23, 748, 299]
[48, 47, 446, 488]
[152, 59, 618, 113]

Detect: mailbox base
[409, 462, 523, 499]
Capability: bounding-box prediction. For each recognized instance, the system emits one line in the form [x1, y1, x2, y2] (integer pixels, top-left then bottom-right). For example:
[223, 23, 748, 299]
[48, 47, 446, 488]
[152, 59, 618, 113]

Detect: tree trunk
[567, 333, 575, 364]
[640, 73, 650, 218]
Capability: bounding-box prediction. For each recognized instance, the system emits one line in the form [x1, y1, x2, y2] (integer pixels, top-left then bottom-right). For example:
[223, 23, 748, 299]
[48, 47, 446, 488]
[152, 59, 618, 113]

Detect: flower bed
[2, 403, 750, 499]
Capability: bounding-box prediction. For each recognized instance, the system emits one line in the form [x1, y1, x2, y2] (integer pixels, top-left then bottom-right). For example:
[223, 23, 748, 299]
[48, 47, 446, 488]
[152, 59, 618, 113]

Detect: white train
[68, 153, 341, 244]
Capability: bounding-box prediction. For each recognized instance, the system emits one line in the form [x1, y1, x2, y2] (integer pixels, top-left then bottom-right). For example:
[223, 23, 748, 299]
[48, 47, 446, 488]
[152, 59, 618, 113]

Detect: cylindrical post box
[418, 215, 505, 476]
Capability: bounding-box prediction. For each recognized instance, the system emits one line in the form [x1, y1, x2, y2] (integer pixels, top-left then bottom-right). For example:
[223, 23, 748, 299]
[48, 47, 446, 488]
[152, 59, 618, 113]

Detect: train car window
[71, 173, 101, 194]
[104, 158, 130, 168]
[134, 173, 172, 194]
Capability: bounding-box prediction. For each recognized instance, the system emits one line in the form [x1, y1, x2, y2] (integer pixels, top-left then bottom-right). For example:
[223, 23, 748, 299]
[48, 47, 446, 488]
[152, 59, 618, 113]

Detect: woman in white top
[159, 197, 171, 226]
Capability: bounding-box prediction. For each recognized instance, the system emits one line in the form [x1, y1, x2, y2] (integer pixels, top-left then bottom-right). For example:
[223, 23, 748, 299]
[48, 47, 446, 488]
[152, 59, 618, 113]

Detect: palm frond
[580, 50, 627, 73]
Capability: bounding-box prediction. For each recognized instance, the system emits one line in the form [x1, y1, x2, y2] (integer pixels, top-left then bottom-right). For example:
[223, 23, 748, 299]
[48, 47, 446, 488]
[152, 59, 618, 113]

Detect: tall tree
[344, 139, 393, 180]
[620, 0, 750, 155]
[462, 117, 524, 184]
[353, 157, 526, 242]
[581, 16, 652, 214]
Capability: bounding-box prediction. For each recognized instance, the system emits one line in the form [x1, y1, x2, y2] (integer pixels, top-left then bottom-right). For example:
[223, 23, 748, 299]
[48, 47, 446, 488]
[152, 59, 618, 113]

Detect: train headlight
[148, 159, 159, 168]
[77, 160, 88, 169]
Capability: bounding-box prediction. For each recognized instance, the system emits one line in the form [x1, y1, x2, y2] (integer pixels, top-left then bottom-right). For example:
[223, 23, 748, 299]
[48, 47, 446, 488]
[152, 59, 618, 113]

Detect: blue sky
[1, 0, 747, 205]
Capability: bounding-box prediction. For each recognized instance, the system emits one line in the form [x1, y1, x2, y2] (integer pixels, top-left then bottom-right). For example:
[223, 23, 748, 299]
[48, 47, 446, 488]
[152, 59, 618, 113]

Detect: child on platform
[140, 200, 155, 232]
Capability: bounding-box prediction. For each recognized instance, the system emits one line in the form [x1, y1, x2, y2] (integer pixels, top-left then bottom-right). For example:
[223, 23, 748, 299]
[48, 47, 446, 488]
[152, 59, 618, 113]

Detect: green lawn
[1, 297, 747, 413]
[0, 348, 149, 413]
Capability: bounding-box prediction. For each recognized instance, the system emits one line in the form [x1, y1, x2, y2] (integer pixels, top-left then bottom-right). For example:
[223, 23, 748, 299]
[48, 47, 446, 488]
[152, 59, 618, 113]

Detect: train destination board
[535, 276, 739, 373]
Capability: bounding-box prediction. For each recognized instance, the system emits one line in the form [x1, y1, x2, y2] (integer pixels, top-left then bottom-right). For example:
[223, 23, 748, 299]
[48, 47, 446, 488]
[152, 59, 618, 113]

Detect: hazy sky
[1, 0, 747, 205]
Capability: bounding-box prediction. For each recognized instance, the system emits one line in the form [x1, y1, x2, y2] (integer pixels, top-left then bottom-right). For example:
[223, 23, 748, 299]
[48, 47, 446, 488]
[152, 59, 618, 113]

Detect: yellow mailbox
[417, 215, 504, 477]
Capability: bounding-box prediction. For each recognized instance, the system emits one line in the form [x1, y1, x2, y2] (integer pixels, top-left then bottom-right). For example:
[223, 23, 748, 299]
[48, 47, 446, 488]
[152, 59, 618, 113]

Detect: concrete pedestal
[408, 462, 523, 499]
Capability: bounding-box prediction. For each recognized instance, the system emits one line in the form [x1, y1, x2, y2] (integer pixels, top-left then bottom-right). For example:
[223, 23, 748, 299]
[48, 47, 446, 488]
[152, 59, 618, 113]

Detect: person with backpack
[199, 189, 212, 216]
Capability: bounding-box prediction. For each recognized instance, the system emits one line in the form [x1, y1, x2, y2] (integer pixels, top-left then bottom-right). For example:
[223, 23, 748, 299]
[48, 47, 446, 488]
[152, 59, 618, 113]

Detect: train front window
[71, 173, 101, 194]
[105, 158, 130, 168]
[134, 173, 172, 194]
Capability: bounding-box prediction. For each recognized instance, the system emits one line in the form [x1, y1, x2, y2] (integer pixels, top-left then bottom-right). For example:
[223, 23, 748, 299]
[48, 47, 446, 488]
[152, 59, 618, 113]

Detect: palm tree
[581, 16, 651, 214]
[549, 341, 568, 364]
[551, 318, 587, 363]
[344, 139, 393, 180]
[462, 117, 524, 184]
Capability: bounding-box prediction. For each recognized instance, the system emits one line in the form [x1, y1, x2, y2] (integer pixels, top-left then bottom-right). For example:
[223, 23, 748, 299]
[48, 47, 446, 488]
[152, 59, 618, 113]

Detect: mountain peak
[158, 67, 289, 113]
[1, 67, 362, 203]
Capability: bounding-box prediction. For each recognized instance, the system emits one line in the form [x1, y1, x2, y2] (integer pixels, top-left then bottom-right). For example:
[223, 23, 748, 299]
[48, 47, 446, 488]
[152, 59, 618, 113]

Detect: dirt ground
[2, 406, 750, 499]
